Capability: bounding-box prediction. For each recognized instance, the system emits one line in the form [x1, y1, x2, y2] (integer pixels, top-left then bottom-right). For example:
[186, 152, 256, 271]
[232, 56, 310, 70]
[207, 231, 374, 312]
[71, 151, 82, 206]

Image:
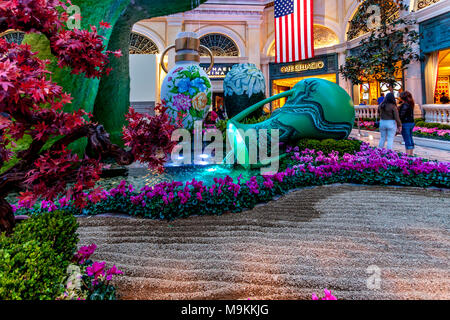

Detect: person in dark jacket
[378, 92, 402, 150]
[398, 91, 415, 156]
[440, 92, 450, 104]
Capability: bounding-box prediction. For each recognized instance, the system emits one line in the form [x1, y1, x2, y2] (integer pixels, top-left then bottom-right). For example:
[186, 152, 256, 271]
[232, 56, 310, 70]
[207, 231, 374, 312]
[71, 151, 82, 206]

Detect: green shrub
[215, 119, 228, 134]
[242, 114, 270, 125]
[0, 210, 78, 300]
[414, 120, 450, 130]
[295, 138, 363, 156]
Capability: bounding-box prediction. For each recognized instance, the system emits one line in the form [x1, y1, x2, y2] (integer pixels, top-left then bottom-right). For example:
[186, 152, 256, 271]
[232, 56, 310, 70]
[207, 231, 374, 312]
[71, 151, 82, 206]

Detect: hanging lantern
[160, 32, 214, 130]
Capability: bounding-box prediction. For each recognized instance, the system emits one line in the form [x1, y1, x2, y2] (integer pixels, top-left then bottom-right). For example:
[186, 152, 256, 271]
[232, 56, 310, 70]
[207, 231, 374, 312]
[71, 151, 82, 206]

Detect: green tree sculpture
[339, 0, 420, 89]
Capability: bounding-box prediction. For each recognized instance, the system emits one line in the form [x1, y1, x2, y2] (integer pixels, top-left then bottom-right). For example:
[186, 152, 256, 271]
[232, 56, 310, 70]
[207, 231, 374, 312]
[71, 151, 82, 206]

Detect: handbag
[374, 111, 380, 129]
[373, 106, 381, 129]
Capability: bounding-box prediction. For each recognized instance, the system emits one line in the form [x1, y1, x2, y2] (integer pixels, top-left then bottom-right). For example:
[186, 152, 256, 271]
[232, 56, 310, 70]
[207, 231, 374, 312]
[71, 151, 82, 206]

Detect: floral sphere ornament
[223, 63, 266, 119]
[160, 32, 214, 130]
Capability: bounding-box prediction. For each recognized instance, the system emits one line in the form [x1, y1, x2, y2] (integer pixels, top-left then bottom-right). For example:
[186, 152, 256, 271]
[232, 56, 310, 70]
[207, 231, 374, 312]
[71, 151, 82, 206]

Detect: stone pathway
[77, 185, 450, 300]
[350, 129, 450, 162]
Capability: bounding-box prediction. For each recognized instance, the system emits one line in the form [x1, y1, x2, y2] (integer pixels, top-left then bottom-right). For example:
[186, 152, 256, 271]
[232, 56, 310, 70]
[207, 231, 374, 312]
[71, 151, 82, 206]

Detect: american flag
[275, 0, 314, 63]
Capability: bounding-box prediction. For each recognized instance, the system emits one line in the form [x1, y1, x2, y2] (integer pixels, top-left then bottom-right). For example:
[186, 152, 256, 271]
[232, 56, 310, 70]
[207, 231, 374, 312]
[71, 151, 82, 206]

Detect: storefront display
[200, 63, 235, 118]
[269, 54, 338, 111]
[420, 11, 450, 104]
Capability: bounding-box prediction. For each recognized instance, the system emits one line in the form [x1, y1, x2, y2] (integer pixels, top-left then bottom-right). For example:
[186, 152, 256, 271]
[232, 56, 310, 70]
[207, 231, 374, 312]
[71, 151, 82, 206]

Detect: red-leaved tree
[0, 0, 175, 234]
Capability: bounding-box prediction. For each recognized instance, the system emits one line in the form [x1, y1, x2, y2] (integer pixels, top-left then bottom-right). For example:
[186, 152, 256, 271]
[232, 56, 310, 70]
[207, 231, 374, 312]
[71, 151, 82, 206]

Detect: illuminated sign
[280, 61, 325, 73]
[200, 63, 234, 80]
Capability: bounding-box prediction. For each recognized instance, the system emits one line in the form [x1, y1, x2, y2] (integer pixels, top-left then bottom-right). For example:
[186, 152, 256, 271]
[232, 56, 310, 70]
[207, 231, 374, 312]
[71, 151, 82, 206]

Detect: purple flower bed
[13, 143, 450, 220]
[58, 244, 123, 300]
[355, 121, 450, 141]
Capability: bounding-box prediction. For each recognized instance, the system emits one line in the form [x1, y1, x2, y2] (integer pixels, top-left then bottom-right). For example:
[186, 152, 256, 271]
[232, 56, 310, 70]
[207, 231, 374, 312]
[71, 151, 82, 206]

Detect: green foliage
[340, 0, 420, 87]
[242, 114, 271, 125]
[414, 120, 450, 130]
[0, 211, 78, 300]
[0, 134, 32, 174]
[214, 115, 269, 141]
[295, 138, 363, 155]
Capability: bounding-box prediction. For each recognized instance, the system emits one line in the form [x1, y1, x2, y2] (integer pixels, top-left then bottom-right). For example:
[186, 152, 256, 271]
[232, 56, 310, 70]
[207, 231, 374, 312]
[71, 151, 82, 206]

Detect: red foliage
[24, 146, 102, 204]
[0, 0, 120, 78]
[0, 0, 178, 218]
[123, 104, 176, 173]
[0, 36, 102, 207]
[99, 21, 112, 29]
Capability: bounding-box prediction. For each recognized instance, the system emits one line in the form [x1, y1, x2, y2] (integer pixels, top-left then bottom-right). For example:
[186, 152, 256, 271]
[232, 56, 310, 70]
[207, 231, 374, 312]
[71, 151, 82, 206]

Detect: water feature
[96, 163, 258, 191]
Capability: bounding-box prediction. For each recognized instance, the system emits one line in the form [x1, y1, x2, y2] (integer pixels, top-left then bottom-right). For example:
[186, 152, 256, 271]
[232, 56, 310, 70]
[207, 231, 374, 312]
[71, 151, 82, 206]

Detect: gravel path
[77, 185, 450, 300]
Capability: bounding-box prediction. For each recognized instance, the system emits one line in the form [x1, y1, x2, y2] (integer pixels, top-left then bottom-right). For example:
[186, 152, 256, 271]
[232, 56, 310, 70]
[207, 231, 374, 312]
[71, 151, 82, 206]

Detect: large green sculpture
[227, 78, 355, 167]
[24, 0, 207, 146]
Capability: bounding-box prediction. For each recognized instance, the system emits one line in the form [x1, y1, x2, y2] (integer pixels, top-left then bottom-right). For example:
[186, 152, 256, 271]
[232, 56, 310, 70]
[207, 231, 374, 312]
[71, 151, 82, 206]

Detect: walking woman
[378, 92, 402, 150]
[399, 91, 415, 156]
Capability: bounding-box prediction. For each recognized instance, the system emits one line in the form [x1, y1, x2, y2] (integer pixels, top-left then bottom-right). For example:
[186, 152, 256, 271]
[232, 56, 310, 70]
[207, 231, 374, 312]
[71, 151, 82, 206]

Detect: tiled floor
[350, 130, 450, 162]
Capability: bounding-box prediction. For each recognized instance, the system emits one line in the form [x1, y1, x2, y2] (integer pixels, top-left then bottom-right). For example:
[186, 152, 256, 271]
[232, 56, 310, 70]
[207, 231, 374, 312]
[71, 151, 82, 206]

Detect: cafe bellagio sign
[270, 54, 337, 80]
[280, 60, 325, 74]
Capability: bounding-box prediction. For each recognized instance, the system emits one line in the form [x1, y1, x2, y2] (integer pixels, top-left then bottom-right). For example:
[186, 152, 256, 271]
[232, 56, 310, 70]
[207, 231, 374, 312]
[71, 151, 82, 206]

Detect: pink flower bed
[413, 126, 450, 137]
[12, 143, 449, 220]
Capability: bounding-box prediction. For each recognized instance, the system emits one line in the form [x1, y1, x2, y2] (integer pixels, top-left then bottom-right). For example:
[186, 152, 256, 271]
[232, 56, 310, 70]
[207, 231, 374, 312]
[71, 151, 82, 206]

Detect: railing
[422, 104, 450, 124]
[354, 105, 379, 119]
[355, 104, 425, 121]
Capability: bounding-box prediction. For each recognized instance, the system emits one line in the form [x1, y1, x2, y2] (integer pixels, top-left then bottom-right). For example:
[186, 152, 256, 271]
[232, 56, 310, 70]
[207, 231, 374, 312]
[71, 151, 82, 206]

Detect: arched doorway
[198, 33, 240, 116]
[199, 33, 240, 57]
[0, 30, 25, 44]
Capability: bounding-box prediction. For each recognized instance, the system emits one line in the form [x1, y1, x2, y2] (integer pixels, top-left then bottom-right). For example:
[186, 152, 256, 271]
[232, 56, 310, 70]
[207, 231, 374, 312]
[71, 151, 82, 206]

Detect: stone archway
[196, 25, 246, 57]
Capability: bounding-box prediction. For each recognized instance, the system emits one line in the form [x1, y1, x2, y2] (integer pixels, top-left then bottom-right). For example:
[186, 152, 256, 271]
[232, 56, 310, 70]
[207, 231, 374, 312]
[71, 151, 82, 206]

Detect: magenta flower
[74, 243, 97, 264]
[58, 196, 69, 207]
[86, 261, 106, 280]
[172, 93, 192, 112]
[106, 265, 123, 281]
[312, 289, 337, 300]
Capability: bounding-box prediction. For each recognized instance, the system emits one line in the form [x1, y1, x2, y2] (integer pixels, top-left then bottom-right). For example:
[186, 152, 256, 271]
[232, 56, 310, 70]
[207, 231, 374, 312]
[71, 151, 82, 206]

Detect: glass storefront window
[271, 73, 337, 110]
[358, 80, 402, 105]
[433, 48, 450, 104]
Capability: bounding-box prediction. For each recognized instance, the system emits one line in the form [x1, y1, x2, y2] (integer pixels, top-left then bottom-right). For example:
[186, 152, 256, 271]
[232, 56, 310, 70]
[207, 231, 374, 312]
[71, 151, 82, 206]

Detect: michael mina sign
[200, 63, 234, 80]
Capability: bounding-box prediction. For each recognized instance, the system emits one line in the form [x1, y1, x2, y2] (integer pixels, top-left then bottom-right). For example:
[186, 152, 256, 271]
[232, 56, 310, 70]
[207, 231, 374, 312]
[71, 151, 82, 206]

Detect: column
[337, 47, 352, 97]
[247, 20, 262, 69]
[166, 15, 183, 71]
[404, 24, 423, 112]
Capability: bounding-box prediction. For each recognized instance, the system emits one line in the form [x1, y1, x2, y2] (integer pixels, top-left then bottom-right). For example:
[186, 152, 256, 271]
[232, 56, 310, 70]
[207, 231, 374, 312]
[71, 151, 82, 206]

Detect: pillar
[337, 47, 352, 97]
[166, 15, 183, 71]
[404, 24, 423, 110]
[247, 20, 262, 69]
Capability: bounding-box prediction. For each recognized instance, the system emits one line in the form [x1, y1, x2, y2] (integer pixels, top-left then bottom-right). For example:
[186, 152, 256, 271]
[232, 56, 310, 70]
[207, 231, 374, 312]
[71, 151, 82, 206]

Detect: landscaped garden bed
[0, 210, 122, 300]
[13, 141, 450, 220]
[354, 118, 450, 141]
[1, 0, 449, 302]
